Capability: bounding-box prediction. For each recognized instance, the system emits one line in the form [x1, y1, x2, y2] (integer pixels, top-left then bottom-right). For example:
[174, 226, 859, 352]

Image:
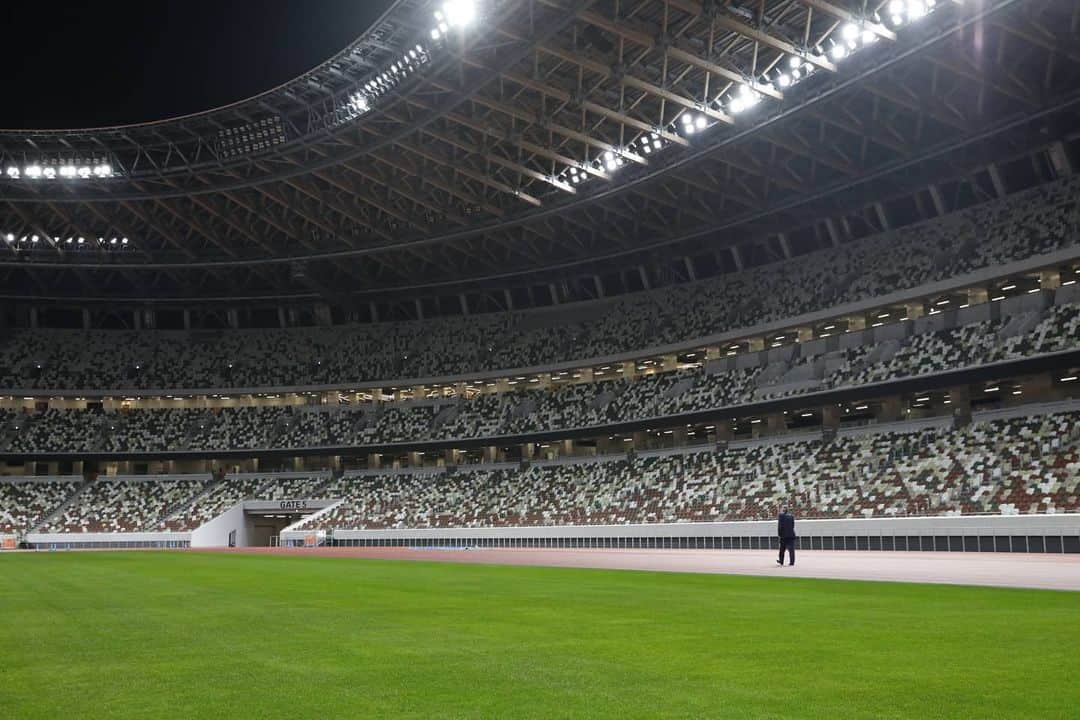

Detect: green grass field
[1, 552, 1078, 719]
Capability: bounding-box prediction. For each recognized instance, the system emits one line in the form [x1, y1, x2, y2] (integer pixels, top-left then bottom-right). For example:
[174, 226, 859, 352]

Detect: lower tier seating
[299, 409, 1080, 530]
[3, 408, 1077, 535]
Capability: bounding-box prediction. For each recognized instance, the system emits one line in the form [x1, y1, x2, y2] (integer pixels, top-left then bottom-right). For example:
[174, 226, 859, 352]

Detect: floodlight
[4, 233, 12, 242]
[121, 237, 128, 244]
[830, 43, 847, 60]
[694, 115, 706, 130]
[842, 22, 859, 41]
[889, 0, 904, 12]
[680, 112, 692, 125]
[907, 0, 926, 19]
[430, 28, 441, 40]
[729, 97, 745, 114]
[43, 167, 56, 179]
[30, 235, 39, 243]
[442, 0, 476, 27]
[788, 55, 801, 69]
[77, 237, 85, 244]
[5, 167, 18, 178]
[777, 73, 791, 87]
[25, 165, 42, 178]
[59, 166, 76, 178]
[110, 238, 117, 245]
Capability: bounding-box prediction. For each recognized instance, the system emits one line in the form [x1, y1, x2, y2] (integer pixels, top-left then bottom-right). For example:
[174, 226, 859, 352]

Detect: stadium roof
[1, 0, 1079, 303]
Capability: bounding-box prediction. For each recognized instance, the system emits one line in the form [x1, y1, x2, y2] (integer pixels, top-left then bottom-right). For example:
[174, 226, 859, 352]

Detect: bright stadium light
[24, 165, 42, 178]
[5, 166, 18, 178]
[441, 0, 476, 27]
[59, 165, 77, 178]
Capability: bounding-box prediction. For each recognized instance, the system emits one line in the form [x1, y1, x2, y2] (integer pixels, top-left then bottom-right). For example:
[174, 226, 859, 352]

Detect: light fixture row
[553, 0, 946, 191]
[4, 163, 114, 181]
[3, 233, 130, 247]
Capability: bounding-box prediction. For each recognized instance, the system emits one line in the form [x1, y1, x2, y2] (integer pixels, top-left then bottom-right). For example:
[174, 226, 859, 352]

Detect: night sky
[3, 1, 394, 129]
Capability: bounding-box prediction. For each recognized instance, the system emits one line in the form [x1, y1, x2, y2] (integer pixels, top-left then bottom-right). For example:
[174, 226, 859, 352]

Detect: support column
[730, 246, 744, 270]
[1048, 140, 1073, 177]
[846, 314, 867, 331]
[637, 266, 651, 290]
[987, 163, 1008, 198]
[824, 218, 842, 246]
[683, 256, 698, 279]
[227, 308, 240, 329]
[414, 299, 424, 321]
[459, 294, 469, 315]
[82, 308, 91, 330]
[928, 184, 947, 215]
[592, 275, 604, 298]
[777, 233, 792, 259]
[879, 396, 903, 423]
[29, 307, 39, 329]
[369, 302, 379, 323]
[1039, 269, 1061, 290]
[822, 405, 841, 431]
[874, 202, 891, 231]
[278, 307, 287, 328]
[503, 289, 514, 310]
[948, 386, 972, 427]
[548, 283, 560, 304]
[183, 309, 191, 330]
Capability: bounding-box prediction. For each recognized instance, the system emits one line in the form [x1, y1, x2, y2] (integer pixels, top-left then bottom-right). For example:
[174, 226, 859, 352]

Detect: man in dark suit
[777, 508, 796, 566]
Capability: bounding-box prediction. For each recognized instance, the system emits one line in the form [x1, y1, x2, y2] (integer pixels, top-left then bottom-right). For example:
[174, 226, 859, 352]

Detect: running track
[212, 546, 1080, 591]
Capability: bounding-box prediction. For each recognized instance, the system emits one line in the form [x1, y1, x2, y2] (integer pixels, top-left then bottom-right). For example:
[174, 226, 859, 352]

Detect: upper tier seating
[2, 295, 1078, 454]
[0, 176, 1076, 391]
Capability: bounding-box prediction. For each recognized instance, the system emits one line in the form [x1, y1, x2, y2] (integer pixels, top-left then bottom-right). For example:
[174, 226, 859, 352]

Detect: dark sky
[3, 1, 395, 129]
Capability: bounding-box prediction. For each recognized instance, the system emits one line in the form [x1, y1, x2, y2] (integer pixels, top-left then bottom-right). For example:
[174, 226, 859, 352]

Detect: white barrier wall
[190, 502, 247, 548]
[25, 531, 191, 547]
[302, 513, 1080, 545]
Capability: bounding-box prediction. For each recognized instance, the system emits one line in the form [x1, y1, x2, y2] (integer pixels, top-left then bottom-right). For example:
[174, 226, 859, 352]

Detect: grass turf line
[0, 552, 1077, 719]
